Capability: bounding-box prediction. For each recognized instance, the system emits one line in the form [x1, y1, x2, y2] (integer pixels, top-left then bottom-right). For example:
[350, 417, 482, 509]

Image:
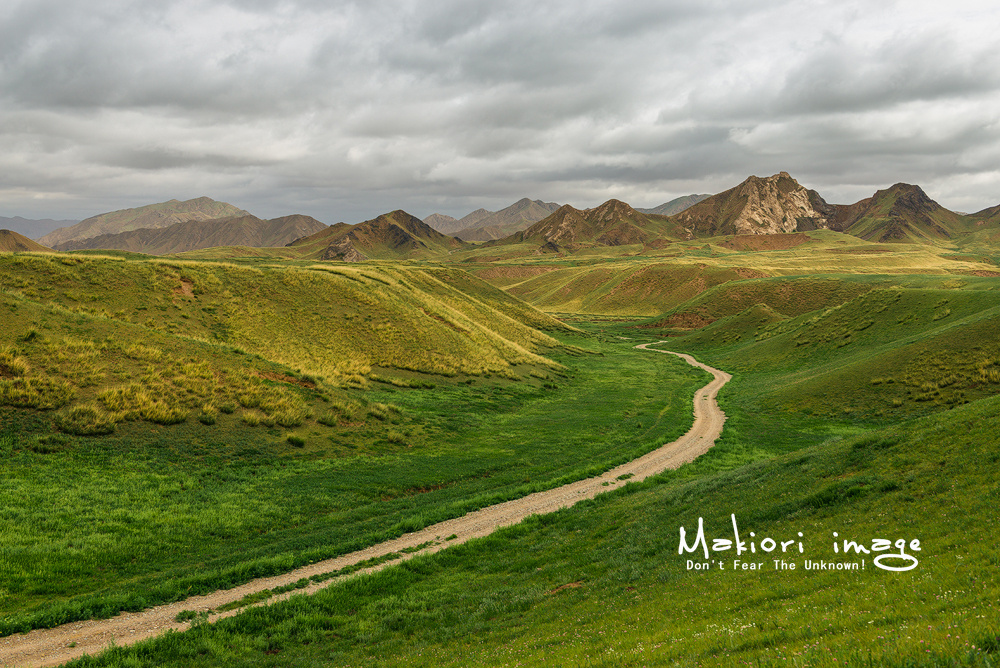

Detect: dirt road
[0, 343, 730, 668]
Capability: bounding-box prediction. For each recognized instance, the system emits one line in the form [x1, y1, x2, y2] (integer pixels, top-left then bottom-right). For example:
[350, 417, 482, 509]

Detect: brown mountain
[39, 197, 250, 247]
[671, 172, 832, 237]
[0, 229, 53, 253]
[496, 199, 680, 251]
[289, 210, 467, 261]
[454, 198, 562, 242]
[833, 184, 974, 243]
[52, 214, 327, 254]
[637, 194, 711, 216]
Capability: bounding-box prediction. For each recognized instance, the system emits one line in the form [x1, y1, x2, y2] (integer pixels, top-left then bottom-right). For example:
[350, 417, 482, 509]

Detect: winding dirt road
[0, 343, 730, 668]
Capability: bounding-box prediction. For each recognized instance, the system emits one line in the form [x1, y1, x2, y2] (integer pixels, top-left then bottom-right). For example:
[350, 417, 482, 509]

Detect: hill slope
[0, 230, 53, 253]
[39, 197, 250, 247]
[290, 210, 467, 261]
[836, 183, 974, 243]
[52, 214, 327, 254]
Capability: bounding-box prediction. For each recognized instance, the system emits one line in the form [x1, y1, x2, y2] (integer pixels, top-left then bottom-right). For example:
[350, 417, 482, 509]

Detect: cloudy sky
[2, 0, 999, 226]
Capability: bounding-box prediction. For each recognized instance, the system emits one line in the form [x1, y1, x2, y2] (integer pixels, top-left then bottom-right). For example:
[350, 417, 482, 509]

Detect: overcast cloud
[2, 0, 998, 226]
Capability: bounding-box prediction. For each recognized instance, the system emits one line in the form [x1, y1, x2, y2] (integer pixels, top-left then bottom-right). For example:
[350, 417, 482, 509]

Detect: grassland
[4, 229, 1000, 667]
[65, 342, 1000, 667]
[457, 230, 998, 316]
[0, 271, 706, 636]
[0, 253, 571, 385]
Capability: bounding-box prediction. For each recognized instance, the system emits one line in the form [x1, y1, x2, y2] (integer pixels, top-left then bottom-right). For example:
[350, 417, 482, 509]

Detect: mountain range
[636, 194, 711, 216]
[0, 216, 79, 240]
[424, 198, 561, 241]
[52, 214, 328, 255]
[10, 173, 1000, 263]
[38, 196, 250, 248]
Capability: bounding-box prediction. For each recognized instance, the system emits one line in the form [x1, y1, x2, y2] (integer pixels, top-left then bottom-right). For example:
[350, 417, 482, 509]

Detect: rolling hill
[0, 230, 53, 253]
[38, 197, 250, 248]
[51, 214, 327, 254]
[289, 210, 467, 261]
[971, 203, 1000, 225]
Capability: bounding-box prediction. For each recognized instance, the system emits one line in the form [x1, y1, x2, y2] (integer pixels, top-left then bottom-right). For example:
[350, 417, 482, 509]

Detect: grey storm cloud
[1, 0, 999, 225]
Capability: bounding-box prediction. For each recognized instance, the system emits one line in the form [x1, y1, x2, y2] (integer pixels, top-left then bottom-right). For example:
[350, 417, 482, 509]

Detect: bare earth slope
[0, 344, 729, 668]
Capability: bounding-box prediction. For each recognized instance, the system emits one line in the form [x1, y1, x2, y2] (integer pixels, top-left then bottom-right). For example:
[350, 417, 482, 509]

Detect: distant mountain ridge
[53, 214, 327, 255]
[637, 194, 711, 216]
[424, 199, 561, 240]
[39, 197, 250, 247]
[0, 216, 79, 240]
[455, 199, 561, 241]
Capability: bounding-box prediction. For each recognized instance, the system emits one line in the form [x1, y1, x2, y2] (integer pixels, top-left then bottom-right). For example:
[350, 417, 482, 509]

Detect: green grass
[0, 329, 706, 635]
[647, 277, 1000, 420]
[65, 371, 1000, 667]
[0, 254, 573, 385]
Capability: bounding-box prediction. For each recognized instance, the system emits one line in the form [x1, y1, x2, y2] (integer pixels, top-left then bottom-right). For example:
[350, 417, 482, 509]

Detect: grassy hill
[839, 184, 977, 243]
[0, 266, 708, 636]
[460, 229, 998, 317]
[0, 254, 569, 385]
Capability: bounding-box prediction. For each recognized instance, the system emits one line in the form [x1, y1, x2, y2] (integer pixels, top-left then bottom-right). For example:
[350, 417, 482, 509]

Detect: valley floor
[0, 346, 730, 668]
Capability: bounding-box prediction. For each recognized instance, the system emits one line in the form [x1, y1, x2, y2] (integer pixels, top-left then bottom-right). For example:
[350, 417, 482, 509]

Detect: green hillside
[0, 254, 567, 384]
[841, 184, 976, 243]
[0, 251, 721, 636]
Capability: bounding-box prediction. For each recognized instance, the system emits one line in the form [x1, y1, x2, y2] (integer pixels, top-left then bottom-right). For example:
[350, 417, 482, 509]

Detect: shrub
[56, 405, 116, 436]
[140, 402, 187, 425]
[0, 347, 29, 377]
[287, 435, 305, 447]
[0, 377, 75, 410]
[198, 405, 218, 425]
